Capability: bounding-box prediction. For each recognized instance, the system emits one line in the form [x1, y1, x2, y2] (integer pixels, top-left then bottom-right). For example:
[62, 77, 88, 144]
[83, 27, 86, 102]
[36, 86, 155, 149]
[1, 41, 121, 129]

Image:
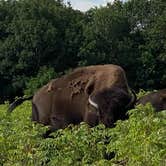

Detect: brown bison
[8, 64, 136, 132]
[136, 89, 166, 111]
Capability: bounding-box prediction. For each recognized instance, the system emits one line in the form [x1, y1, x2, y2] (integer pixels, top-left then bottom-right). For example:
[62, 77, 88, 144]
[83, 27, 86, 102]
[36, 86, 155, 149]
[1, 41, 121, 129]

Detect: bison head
[89, 86, 136, 127]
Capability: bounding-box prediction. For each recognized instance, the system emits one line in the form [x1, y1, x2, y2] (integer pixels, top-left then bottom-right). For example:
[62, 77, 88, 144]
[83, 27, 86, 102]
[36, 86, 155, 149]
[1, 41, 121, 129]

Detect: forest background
[0, 0, 165, 102]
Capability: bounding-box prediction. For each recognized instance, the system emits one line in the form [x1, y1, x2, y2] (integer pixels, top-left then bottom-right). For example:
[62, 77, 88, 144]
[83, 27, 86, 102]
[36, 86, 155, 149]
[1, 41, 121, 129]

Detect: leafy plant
[107, 104, 166, 166]
[0, 101, 47, 165]
[0, 93, 165, 165]
[24, 66, 57, 95]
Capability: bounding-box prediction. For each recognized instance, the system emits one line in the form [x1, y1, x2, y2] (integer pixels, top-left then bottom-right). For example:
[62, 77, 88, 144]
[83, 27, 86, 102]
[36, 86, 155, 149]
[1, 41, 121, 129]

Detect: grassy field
[0, 97, 166, 165]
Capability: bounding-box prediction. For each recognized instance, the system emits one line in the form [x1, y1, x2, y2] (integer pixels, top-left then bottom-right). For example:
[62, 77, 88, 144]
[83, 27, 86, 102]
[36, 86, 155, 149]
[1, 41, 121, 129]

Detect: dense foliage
[0, 0, 84, 102]
[0, 0, 165, 164]
[0, 0, 166, 102]
[0, 100, 165, 165]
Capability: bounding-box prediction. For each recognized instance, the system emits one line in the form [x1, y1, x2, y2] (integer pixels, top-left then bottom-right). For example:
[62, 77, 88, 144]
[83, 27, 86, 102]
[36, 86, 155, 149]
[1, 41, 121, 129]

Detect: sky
[64, 0, 119, 12]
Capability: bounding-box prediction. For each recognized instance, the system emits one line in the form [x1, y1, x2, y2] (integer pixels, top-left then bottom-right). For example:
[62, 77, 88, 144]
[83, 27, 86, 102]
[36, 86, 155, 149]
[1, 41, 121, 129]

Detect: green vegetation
[0, 0, 165, 165]
[0, 0, 166, 102]
[0, 101, 165, 165]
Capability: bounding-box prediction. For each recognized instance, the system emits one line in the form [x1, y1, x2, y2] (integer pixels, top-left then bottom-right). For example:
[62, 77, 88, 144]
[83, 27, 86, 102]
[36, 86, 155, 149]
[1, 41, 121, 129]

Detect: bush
[24, 66, 58, 96]
[0, 101, 47, 165]
[107, 104, 166, 166]
[0, 100, 165, 165]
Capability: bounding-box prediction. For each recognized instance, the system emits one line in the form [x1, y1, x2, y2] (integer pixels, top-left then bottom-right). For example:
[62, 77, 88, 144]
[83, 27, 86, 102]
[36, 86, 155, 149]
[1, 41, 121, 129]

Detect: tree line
[0, 0, 165, 102]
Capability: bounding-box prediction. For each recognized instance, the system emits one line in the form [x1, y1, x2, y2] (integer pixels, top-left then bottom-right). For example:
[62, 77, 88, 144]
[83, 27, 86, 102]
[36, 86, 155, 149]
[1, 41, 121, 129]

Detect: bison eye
[52, 117, 57, 120]
[51, 116, 64, 122]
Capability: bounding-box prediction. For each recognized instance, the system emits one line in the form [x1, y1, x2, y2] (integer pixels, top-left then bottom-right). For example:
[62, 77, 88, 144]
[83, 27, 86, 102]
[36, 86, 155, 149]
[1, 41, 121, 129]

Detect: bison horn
[125, 89, 137, 109]
[88, 96, 99, 109]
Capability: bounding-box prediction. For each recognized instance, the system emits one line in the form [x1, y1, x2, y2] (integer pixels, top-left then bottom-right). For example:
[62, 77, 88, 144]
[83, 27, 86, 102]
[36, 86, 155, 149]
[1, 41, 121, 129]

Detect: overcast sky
[64, 0, 123, 12]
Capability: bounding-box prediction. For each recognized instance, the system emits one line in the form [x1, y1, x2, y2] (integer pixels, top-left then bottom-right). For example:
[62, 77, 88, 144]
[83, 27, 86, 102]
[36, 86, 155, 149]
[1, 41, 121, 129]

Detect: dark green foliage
[0, 0, 166, 102]
[126, 0, 166, 89]
[79, 0, 166, 89]
[24, 66, 58, 95]
[79, 1, 132, 66]
[0, 0, 84, 102]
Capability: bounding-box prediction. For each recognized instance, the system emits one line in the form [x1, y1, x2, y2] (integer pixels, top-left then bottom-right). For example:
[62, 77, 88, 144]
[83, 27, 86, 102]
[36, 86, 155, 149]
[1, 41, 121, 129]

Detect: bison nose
[103, 117, 115, 128]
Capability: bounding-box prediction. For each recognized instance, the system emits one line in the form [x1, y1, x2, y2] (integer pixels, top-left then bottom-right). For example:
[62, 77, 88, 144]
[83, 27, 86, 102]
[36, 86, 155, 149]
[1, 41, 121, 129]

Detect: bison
[136, 89, 166, 112]
[8, 64, 136, 132]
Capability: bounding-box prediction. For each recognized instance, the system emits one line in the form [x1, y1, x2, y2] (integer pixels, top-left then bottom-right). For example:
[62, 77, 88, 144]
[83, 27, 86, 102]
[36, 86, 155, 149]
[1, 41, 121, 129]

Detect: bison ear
[85, 78, 95, 95]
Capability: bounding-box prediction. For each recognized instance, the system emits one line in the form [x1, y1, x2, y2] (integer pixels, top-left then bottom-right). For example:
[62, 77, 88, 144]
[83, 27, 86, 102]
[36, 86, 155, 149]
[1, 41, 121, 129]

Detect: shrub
[0, 101, 47, 165]
[24, 66, 57, 96]
[107, 104, 166, 166]
[0, 100, 165, 165]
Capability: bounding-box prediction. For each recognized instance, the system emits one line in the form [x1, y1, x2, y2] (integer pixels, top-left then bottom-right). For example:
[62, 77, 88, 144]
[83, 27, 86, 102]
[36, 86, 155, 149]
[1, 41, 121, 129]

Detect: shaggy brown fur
[32, 64, 135, 131]
[8, 64, 136, 132]
[137, 89, 166, 111]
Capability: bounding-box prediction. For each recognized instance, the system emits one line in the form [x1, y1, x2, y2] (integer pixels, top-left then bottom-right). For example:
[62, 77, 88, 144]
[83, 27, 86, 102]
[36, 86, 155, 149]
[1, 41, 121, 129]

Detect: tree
[0, 0, 85, 102]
